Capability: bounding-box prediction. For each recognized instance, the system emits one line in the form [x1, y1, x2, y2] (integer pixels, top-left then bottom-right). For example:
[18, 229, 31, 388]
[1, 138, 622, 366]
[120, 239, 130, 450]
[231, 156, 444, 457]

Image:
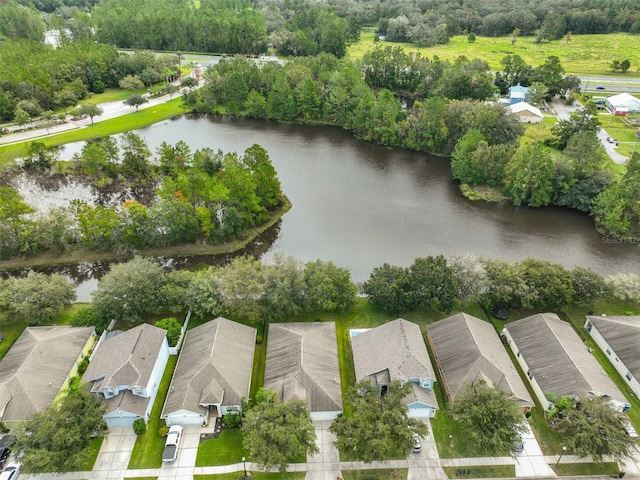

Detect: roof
[506, 313, 627, 405]
[509, 102, 543, 118]
[0, 326, 95, 422]
[162, 318, 256, 417]
[264, 323, 342, 413]
[428, 313, 533, 408]
[82, 323, 167, 393]
[352, 319, 438, 410]
[103, 390, 150, 418]
[587, 316, 640, 381]
[509, 84, 529, 96]
[606, 93, 640, 106]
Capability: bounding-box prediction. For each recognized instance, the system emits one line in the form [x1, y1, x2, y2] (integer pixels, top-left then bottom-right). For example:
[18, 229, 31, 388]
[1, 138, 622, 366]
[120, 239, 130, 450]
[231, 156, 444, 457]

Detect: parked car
[512, 437, 524, 453]
[0, 462, 21, 480]
[621, 418, 638, 438]
[162, 425, 183, 463]
[594, 99, 605, 105]
[0, 448, 9, 469]
[411, 433, 422, 453]
[607, 136, 616, 143]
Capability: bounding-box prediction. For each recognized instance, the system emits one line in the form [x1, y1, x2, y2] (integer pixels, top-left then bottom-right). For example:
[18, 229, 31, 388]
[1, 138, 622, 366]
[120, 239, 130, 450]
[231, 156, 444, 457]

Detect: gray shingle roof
[427, 313, 533, 408]
[82, 323, 167, 393]
[506, 313, 627, 404]
[162, 318, 256, 418]
[264, 323, 343, 413]
[587, 316, 640, 381]
[0, 326, 95, 422]
[351, 318, 438, 410]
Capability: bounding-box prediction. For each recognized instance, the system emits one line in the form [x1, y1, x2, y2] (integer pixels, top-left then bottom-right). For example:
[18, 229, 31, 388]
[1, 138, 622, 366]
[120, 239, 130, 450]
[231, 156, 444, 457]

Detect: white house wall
[586, 323, 640, 398]
[503, 329, 552, 411]
[310, 410, 341, 422]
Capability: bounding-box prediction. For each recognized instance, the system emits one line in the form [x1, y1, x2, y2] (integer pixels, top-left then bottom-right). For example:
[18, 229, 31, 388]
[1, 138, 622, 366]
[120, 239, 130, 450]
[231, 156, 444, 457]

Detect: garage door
[166, 414, 204, 426]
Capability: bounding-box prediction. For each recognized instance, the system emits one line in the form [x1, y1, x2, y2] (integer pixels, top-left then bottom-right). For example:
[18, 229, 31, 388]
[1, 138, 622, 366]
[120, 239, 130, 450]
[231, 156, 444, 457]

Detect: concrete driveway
[513, 423, 555, 477]
[407, 419, 447, 480]
[305, 421, 341, 480]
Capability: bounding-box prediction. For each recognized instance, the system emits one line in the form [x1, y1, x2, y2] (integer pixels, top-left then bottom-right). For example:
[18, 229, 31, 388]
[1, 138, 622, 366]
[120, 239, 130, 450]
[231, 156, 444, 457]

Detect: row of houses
[1, 312, 637, 428]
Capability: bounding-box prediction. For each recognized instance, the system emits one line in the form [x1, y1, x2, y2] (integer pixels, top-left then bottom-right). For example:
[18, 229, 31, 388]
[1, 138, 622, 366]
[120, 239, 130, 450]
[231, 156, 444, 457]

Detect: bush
[77, 357, 89, 375]
[133, 418, 147, 435]
[155, 317, 182, 347]
[223, 413, 242, 428]
[71, 306, 108, 333]
[256, 334, 263, 344]
[158, 425, 170, 437]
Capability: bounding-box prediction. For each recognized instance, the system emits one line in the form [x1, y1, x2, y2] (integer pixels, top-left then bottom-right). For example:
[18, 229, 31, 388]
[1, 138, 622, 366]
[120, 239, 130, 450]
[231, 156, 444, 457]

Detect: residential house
[509, 102, 544, 123]
[0, 326, 95, 426]
[504, 313, 630, 412]
[509, 84, 530, 104]
[82, 323, 169, 427]
[264, 322, 343, 421]
[605, 93, 640, 115]
[351, 318, 438, 418]
[428, 313, 533, 413]
[162, 317, 256, 426]
[585, 315, 640, 398]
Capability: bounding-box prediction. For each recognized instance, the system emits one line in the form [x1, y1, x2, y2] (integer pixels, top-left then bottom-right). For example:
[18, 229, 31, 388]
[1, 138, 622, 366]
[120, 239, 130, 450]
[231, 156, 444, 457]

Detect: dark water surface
[13, 115, 640, 299]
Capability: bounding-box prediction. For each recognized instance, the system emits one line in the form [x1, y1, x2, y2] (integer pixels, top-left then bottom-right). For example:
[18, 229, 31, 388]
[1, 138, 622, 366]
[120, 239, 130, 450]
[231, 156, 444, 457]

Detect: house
[427, 313, 533, 413]
[509, 84, 530, 104]
[509, 102, 544, 123]
[504, 313, 630, 412]
[0, 326, 95, 426]
[351, 319, 438, 418]
[264, 323, 343, 421]
[82, 324, 169, 427]
[162, 317, 256, 426]
[605, 93, 640, 114]
[585, 315, 640, 398]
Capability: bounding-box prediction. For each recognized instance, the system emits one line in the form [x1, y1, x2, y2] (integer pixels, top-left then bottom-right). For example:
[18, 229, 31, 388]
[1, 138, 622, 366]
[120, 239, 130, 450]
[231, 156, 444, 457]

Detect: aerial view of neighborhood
[1, 0, 640, 479]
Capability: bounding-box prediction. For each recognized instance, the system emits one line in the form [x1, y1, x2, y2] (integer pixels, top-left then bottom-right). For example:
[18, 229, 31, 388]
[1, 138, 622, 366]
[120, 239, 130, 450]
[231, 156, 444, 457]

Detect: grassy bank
[348, 31, 640, 76]
[0, 98, 187, 163]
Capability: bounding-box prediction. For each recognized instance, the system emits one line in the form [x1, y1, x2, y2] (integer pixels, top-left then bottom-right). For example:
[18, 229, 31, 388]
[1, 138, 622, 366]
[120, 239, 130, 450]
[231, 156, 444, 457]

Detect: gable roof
[506, 313, 627, 405]
[509, 102, 543, 118]
[428, 313, 533, 408]
[162, 317, 256, 417]
[0, 326, 94, 422]
[352, 318, 438, 410]
[587, 315, 640, 381]
[82, 323, 167, 393]
[606, 93, 640, 106]
[264, 323, 342, 413]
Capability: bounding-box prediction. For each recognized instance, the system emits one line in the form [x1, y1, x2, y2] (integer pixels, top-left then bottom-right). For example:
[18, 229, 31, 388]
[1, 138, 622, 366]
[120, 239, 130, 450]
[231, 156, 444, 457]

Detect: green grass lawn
[194, 474, 305, 480]
[0, 314, 28, 360]
[442, 465, 515, 479]
[250, 325, 268, 399]
[348, 32, 640, 76]
[77, 437, 104, 471]
[79, 88, 147, 105]
[551, 462, 619, 476]
[196, 428, 249, 467]
[128, 355, 178, 469]
[342, 468, 408, 480]
[0, 98, 187, 163]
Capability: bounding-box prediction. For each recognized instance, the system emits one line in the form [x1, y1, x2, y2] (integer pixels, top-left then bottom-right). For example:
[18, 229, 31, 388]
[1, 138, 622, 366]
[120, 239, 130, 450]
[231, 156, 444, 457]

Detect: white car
[621, 418, 639, 438]
[411, 433, 422, 453]
[162, 425, 183, 462]
[0, 462, 21, 480]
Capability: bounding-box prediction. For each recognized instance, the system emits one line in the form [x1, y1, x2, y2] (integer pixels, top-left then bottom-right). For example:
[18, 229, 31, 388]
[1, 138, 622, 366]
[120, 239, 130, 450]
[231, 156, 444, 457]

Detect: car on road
[596, 85, 606, 90]
[411, 433, 422, 453]
[0, 462, 21, 480]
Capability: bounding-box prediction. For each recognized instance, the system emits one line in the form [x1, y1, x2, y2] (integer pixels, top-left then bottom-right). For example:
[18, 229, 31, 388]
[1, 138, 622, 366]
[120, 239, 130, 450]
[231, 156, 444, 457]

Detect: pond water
[8, 114, 640, 300]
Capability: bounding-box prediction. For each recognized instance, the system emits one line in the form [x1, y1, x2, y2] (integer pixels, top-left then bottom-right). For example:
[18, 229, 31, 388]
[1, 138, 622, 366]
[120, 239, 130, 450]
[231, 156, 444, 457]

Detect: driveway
[407, 419, 447, 480]
[305, 420, 341, 480]
[513, 423, 556, 477]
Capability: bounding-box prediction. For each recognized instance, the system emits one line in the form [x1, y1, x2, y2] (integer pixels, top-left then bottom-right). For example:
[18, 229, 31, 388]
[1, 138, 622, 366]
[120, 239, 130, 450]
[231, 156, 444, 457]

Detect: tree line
[0, 137, 284, 259]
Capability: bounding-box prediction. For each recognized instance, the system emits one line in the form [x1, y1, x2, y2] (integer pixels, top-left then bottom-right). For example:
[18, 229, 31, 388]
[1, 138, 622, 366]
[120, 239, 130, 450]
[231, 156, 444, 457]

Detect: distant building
[509, 102, 544, 123]
[605, 93, 640, 115]
[508, 84, 530, 104]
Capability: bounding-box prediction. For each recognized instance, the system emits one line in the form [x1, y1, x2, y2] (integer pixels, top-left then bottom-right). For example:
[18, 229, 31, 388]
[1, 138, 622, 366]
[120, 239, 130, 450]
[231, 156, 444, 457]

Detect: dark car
[596, 85, 606, 90]
[0, 448, 9, 469]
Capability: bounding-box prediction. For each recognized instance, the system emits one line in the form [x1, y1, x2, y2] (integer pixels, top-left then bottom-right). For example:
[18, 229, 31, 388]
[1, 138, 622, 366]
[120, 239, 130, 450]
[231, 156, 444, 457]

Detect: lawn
[348, 31, 640, 77]
[77, 437, 105, 471]
[194, 474, 305, 480]
[442, 465, 515, 479]
[79, 88, 147, 105]
[0, 98, 187, 163]
[551, 462, 619, 476]
[342, 468, 408, 480]
[196, 428, 249, 467]
[128, 355, 178, 469]
[0, 314, 28, 360]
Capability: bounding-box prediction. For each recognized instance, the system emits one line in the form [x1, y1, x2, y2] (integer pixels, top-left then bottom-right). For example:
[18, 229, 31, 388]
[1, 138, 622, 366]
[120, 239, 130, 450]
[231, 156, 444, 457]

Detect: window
[626, 372, 633, 382]
[517, 351, 520, 358]
[606, 348, 612, 356]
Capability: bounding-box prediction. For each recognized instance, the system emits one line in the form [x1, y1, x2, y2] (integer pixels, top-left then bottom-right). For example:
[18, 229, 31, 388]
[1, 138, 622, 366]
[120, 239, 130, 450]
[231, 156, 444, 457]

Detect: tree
[187, 267, 225, 319]
[552, 108, 601, 150]
[554, 396, 636, 463]
[119, 75, 145, 91]
[242, 388, 318, 473]
[13, 108, 31, 128]
[407, 256, 460, 312]
[519, 258, 574, 311]
[215, 256, 266, 324]
[261, 254, 306, 321]
[9, 271, 76, 325]
[330, 380, 427, 463]
[155, 317, 182, 347]
[75, 103, 103, 124]
[571, 266, 609, 305]
[181, 77, 198, 90]
[528, 82, 549, 106]
[606, 273, 640, 304]
[15, 390, 108, 473]
[363, 263, 412, 314]
[450, 254, 489, 304]
[467, 32, 476, 43]
[0, 186, 34, 258]
[124, 93, 148, 112]
[482, 258, 527, 307]
[451, 380, 527, 457]
[92, 256, 167, 324]
[504, 143, 555, 207]
[303, 259, 357, 312]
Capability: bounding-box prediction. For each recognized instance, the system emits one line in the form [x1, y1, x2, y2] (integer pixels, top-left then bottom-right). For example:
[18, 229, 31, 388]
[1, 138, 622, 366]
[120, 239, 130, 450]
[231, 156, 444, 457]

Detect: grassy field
[79, 88, 147, 105]
[0, 98, 187, 162]
[342, 469, 408, 480]
[442, 465, 515, 479]
[194, 474, 305, 480]
[551, 462, 619, 476]
[348, 31, 640, 76]
[128, 355, 178, 469]
[196, 429, 249, 467]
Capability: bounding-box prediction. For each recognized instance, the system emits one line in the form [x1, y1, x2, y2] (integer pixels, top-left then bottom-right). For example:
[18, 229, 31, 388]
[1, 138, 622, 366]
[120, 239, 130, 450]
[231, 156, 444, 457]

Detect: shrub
[77, 357, 90, 375]
[223, 413, 242, 428]
[71, 306, 108, 333]
[256, 334, 263, 344]
[158, 425, 170, 436]
[155, 317, 182, 347]
[133, 418, 147, 435]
